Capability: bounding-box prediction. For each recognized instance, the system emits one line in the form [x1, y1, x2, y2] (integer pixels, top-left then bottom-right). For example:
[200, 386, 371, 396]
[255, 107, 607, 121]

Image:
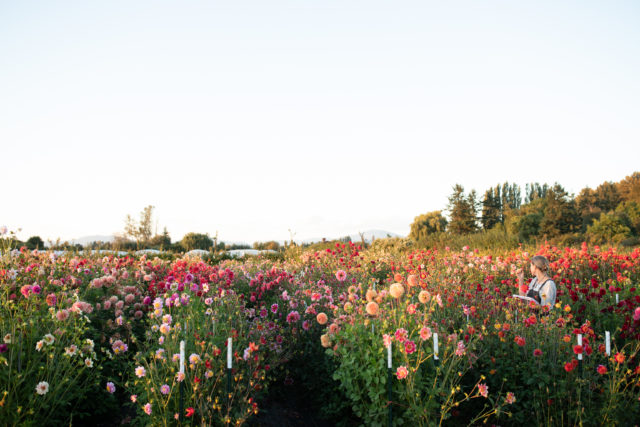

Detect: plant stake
[179, 340, 185, 422]
[577, 334, 583, 375]
[433, 333, 439, 367]
[227, 337, 232, 407]
[387, 342, 392, 427]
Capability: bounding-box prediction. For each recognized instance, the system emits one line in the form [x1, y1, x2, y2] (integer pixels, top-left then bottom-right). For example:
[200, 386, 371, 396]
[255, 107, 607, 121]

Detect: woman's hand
[516, 268, 524, 282]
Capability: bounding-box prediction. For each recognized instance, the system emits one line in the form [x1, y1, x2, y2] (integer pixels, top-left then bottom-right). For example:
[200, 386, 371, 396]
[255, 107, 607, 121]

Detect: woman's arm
[516, 268, 526, 296]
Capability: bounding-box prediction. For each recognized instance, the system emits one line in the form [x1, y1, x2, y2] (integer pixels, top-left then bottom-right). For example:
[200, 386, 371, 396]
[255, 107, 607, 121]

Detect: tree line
[410, 172, 640, 247]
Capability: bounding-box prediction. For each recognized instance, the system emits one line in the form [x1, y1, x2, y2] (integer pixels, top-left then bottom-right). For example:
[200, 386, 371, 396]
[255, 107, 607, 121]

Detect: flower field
[1, 241, 640, 426]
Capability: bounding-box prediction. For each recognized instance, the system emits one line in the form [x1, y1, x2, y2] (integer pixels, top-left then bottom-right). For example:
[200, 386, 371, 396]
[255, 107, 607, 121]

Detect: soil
[248, 396, 335, 427]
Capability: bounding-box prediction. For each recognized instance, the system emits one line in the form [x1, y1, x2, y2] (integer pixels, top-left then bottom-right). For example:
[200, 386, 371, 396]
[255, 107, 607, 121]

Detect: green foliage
[586, 212, 632, 244]
[148, 228, 171, 250]
[540, 184, 580, 239]
[615, 201, 640, 235]
[25, 236, 45, 250]
[180, 232, 213, 251]
[617, 172, 640, 203]
[594, 181, 622, 212]
[253, 241, 281, 251]
[409, 211, 447, 241]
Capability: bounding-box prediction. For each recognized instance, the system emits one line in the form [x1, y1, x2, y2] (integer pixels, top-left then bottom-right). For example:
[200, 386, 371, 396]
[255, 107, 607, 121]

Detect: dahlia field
[1, 241, 639, 426]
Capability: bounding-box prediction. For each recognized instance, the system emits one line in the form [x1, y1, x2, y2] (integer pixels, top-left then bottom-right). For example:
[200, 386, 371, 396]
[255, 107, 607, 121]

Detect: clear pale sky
[1, 1, 639, 244]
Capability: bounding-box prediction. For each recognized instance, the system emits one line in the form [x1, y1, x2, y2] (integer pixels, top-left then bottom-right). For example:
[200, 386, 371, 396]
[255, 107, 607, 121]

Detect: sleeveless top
[526, 277, 556, 307]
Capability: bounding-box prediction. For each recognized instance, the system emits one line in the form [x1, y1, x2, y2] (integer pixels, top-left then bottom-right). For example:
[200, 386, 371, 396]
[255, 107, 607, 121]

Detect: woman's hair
[531, 255, 551, 274]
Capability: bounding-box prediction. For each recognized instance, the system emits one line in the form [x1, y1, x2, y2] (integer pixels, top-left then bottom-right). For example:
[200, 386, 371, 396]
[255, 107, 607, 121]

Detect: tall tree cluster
[409, 172, 640, 245]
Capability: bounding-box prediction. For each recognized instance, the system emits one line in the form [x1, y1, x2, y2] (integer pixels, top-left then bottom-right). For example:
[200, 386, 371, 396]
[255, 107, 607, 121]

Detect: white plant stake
[387, 342, 392, 369]
[577, 334, 583, 361]
[433, 333, 439, 361]
[227, 337, 232, 369]
[180, 340, 185, 374]
[616, 294, 619, 304]
[605, 331, 611, 356]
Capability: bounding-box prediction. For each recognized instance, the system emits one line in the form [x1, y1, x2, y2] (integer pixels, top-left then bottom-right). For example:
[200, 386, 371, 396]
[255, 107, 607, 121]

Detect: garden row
[1, 242, 639, 425]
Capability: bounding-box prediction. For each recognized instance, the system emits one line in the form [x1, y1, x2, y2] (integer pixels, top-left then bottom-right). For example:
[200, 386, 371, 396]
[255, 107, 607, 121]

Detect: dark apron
[526, 278, 550, 305]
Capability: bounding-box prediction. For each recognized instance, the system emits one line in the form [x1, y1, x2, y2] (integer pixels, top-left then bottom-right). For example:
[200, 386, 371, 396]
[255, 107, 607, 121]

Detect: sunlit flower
[35, 340, 44, 351]
[135, 366, 146, 378]
[614, 352, 625, 364]
[320, 334, 332, 348]
[176, 372, 186, 382]
[55, 309, 69, 321]
[418, 290, 431, 304]
[316, 313, 328, 325]
[597, 364, 608, 375]
[335, 270, 347, 282]
[383, 334, 392, 348]
[389, 283, 404, 299]
[419, 327, 432, 341]
[396, 366, 408, 380]
[143, 403, 152, 415]
[85, 358, 93, 368]
[394, 328, 408, 343]
[404, 340, 416, 355]
[46, 293, 57, 306]
[106, 382, 116, 393]
[65, 345, 78, 357]
[160, 384, 170, 395]
[366, 302, 379, 316]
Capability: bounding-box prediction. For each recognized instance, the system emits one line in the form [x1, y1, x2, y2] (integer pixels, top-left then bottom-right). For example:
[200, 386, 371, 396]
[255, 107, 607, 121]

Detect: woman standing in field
[516, 255, 557, 308]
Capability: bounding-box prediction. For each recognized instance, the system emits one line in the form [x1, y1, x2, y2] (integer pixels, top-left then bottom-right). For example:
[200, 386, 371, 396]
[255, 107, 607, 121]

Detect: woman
[516, 255, 557, 308]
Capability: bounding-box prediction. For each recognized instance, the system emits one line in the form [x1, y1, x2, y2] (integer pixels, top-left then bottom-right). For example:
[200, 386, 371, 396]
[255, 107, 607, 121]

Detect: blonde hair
[531, 255, 551, 274]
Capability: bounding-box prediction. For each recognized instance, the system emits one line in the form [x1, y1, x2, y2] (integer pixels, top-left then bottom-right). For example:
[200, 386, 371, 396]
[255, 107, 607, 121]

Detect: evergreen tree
[481, 188, 501, 230]
[525, 183, 549, 203]
[447, 184, 478, 234]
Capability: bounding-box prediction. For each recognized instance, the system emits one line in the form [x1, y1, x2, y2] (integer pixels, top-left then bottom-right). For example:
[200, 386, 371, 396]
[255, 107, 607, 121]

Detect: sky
[1, 0, 639, 244]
